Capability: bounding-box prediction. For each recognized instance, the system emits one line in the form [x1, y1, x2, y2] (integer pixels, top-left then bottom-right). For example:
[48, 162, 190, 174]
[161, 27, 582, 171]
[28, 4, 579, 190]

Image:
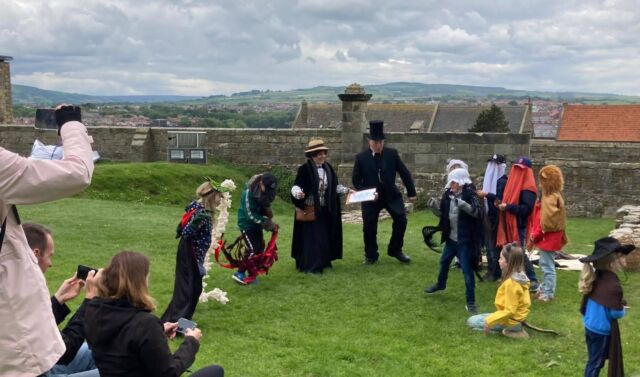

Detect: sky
[2, 0, 639, 96]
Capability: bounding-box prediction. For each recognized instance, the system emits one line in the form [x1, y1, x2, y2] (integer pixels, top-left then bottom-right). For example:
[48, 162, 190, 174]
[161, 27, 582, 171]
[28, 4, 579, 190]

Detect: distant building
[293, 100, 532, 133]
[557, 104, 640, 142]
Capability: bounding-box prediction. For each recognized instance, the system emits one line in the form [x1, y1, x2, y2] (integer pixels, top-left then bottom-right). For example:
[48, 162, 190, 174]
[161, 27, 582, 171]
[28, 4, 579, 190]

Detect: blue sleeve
[609, 307, 626, 320]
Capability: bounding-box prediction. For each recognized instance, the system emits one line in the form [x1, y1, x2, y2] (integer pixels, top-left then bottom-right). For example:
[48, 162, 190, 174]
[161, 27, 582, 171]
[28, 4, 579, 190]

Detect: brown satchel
[295, 205, 316, 222]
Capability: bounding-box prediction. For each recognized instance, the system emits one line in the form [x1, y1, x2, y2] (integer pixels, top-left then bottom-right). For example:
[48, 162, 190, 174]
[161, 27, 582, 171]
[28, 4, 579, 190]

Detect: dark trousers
[518, 227, 538, 284]
[241, 227, 264, 277]
[191, 365, 224, 377]
[483, 217, 501, 279]
[584, 329, 609, 377]
[161, 238, 203, 323]
[361, 196, 407, 260]
[436, 240, 476, 305]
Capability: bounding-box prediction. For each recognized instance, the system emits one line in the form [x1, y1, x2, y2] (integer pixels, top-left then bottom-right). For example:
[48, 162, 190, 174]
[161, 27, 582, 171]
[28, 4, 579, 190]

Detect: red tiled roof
[557, 105, 640, 142]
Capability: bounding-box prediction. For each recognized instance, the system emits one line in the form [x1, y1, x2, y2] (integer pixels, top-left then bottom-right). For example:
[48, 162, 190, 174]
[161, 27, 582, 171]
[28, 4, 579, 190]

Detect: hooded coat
[0, 121, 94, 376]
[85, 297, 199, 377]
[485, 271, 531, 328]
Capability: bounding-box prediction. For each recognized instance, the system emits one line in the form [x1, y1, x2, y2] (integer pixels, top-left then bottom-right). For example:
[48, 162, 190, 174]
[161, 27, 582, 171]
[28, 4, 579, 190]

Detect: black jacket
[51, 296, 89, 365]
[352, 147, 416, 199]
[505, 189, 537, 231]
[486, 174, 508, 229]
[438, 184, 483, 245]
[85, 297, 199, 377]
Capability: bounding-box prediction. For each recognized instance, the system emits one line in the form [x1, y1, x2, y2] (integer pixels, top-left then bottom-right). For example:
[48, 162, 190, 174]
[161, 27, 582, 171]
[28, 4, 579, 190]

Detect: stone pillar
[0, 56, 13, 125]
[336, 83, 372, 185]
[299, 99, 308, 126]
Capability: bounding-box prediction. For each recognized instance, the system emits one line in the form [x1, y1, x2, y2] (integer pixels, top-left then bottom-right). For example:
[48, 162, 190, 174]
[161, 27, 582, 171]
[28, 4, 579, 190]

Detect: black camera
[35, 109, 58, 130]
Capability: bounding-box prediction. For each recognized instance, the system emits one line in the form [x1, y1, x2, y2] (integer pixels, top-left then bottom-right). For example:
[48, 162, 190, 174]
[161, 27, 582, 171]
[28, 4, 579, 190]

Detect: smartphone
[77, 265, 97, 280]
[176, 318, 197, 334]
[35, 109, 58, 130]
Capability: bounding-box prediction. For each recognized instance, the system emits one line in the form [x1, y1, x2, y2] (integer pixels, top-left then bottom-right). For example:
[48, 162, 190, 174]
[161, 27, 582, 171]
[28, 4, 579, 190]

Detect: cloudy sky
[2, 0, 639, 96]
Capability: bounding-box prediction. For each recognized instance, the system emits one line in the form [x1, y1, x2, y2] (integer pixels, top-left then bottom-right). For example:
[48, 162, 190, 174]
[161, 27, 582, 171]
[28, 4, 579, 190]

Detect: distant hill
[12, 84, 201, 105]
[12, 82, 640, 106]
[192, 82, 640, 105]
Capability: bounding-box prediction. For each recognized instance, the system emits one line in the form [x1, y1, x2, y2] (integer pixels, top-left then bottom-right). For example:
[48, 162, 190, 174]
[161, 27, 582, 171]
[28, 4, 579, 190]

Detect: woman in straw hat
[290, 139, 351, 273]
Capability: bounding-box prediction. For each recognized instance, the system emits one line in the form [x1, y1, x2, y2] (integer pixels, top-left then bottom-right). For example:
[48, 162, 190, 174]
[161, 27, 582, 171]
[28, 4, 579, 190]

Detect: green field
[23, 162, 639, 377]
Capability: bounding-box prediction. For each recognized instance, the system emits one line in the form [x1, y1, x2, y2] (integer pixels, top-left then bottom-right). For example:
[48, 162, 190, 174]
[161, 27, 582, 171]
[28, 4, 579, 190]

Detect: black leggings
[190, 365, 224, 377]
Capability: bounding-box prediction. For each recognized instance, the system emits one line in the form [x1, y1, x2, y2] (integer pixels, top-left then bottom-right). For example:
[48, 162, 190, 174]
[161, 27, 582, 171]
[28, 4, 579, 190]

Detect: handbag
[295, 205, 316, 222]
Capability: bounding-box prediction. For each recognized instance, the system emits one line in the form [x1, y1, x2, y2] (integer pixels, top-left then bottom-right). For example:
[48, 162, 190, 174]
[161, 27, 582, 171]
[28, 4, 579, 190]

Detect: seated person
[24, 223, 99, 377]
[85, 250, 224, 377]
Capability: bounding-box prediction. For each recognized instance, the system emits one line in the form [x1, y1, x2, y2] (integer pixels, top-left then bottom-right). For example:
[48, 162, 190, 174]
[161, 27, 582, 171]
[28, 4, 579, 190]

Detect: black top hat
[579, 237, 635, 263]
[368, 120, 385, 140]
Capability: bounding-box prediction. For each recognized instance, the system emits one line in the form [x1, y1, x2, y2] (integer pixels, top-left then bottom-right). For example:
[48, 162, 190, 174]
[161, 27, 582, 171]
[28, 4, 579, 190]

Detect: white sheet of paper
[346, 188, 377, 204]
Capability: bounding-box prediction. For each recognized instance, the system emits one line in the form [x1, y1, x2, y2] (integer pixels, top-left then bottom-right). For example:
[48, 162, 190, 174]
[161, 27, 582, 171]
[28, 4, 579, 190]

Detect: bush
[268, 166, 295, 203]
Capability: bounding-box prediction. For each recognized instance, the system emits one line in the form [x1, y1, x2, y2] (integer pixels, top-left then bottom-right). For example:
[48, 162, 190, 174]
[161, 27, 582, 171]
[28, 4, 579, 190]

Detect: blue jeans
[467, 313, 522, 332]
[584, 329, 609, 377]
[436, 240, 475, 305]
[538, 250, 557, 297]
[518, 227, 538, 284]
[46, 343, 99, 377]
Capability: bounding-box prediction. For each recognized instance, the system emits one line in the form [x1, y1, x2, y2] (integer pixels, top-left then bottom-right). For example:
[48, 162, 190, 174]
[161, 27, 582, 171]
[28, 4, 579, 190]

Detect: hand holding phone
[176, 318, 197, 334]
[77, 265, 97, 281]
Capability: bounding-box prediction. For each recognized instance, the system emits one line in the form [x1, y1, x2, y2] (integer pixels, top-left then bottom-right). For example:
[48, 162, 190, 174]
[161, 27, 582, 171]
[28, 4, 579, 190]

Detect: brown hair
[23, 223, 52, 253]
[97, 250, 156, 311]
[196, 181, 221, 212]
[501, 242, 525, 281]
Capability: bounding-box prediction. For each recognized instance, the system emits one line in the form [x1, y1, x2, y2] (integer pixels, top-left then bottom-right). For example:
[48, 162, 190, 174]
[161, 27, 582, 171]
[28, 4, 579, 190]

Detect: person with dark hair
[352, 120, 416, 265]
[233, 173, 279, 284]
[291, 139, 350, 273]
[1, 105, 94, 376]
[85, 251, 224, 377]
[23, 223, 100, 377]
[161, 180, 222, 323]
[425, 168, 483, 314]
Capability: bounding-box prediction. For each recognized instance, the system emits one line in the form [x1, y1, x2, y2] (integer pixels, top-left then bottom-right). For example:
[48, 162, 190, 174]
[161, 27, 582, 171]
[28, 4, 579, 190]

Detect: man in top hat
[352, 120, 417, 264]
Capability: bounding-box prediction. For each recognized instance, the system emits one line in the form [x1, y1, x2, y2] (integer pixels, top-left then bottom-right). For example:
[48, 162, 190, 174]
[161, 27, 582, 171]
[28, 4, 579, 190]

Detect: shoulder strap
[0, 205, 20, 253]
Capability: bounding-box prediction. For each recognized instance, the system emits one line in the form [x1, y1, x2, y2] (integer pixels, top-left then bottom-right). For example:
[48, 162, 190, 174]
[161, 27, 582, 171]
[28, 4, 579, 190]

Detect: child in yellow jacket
[467, 243, 531, 339]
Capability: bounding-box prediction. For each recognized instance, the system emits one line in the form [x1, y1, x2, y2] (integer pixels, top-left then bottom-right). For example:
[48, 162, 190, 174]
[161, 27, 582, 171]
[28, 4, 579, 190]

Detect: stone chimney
[337, 83, 372, 164]
[0, 55, 13, 124]
[299, 99, 308, 126]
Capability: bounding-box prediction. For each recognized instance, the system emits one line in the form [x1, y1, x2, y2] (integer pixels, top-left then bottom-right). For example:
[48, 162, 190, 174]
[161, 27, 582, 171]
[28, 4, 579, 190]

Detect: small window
[170, 149, 184, 159]
[190, 150, 204, 159]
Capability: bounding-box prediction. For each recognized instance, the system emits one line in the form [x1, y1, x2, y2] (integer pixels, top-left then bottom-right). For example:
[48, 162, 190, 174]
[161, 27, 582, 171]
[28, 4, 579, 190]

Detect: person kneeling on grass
[467, 243, 531, 339]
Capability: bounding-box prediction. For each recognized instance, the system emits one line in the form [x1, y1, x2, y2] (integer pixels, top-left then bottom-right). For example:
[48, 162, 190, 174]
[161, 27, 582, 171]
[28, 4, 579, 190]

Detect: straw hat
[305, 139, 329, 154]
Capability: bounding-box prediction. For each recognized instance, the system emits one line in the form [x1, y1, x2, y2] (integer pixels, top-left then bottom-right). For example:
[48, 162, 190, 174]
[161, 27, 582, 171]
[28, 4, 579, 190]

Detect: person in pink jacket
[0, 105, 94, 376]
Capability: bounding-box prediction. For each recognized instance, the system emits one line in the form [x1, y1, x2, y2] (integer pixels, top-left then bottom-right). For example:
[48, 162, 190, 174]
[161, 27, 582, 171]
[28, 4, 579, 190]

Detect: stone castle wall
[1, 125, 637, 217]
[0, 62, 12, 124]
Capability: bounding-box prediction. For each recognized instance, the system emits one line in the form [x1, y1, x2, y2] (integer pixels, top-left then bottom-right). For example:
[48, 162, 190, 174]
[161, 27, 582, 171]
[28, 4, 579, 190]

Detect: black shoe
[424, 284, 445, 293]
[362, 257, 378, 265]
[465, 303, 478, 315]
[389, 252, 411, 263]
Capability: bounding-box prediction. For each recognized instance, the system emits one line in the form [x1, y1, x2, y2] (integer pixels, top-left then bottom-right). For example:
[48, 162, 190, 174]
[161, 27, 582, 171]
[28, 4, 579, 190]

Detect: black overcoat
[290, 160, 343, 263]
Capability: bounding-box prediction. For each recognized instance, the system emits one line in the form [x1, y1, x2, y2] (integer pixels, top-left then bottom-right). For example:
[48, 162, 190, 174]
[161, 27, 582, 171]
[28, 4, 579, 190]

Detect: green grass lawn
[21, 163, 640, 377]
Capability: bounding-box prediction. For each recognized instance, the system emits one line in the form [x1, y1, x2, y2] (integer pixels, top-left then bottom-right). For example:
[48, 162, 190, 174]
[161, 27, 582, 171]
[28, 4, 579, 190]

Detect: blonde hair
[501, 243, 525, 281]
[196, 181, 221, 212]
[578, 252, 623, 294]
[97, 250, 156, 311]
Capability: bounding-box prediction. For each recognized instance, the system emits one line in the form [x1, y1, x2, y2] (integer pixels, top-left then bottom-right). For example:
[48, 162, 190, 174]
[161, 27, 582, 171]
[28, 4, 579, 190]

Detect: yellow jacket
[485, 272, 531, 328]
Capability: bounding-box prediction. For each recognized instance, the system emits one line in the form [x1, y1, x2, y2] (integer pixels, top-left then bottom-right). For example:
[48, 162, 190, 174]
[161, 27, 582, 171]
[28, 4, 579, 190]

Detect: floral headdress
[204, 176, 236, 194]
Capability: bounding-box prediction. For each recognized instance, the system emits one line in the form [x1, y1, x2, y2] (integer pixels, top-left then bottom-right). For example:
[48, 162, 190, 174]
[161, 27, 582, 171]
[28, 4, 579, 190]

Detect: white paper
[346, 188, 377, 204]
